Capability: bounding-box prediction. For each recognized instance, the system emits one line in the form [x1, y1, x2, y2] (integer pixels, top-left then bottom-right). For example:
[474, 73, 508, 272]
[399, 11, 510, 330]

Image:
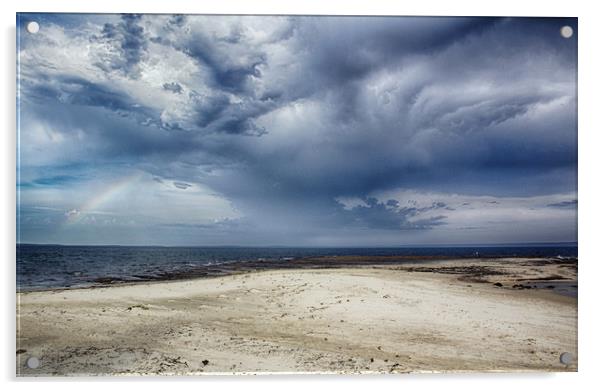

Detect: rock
[493, 282, 503, 287]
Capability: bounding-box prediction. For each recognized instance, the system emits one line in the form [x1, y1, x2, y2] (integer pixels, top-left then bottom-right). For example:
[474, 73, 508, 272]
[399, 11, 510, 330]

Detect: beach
[16, 257, 577, 375]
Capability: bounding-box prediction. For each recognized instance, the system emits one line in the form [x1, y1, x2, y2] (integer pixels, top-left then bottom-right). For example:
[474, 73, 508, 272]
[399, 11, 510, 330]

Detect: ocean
[16, 244, 577, 291]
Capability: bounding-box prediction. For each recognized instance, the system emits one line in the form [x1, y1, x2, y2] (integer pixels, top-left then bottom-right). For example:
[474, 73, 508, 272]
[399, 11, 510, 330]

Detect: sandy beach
[16, 258, 577, 375]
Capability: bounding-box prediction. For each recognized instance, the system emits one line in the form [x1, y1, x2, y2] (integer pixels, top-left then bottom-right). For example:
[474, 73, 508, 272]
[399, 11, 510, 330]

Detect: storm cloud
[16, 14, 577, 246]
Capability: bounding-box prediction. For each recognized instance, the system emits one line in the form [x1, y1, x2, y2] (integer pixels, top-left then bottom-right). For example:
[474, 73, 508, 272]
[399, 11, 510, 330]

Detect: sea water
[17, 244, 577, 291]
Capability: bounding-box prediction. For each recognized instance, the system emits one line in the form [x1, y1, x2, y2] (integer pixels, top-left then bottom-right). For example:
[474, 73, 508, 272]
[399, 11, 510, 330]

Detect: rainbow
[64, 172, 143, 225]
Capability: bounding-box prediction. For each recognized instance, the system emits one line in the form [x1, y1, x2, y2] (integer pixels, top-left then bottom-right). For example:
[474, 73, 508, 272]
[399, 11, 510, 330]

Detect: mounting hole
[559, 352, 573, 365]
[560, 25, 573, 39]
[26, 21, 40, 34]
[26, 356, 40, 369]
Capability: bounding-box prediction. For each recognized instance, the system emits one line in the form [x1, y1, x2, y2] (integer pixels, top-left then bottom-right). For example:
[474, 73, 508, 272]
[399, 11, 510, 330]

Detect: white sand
[16, 262, 577, 375]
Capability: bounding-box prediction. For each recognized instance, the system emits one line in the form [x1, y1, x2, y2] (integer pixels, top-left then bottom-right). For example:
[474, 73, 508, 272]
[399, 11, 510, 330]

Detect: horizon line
[17, 242, 578, 249]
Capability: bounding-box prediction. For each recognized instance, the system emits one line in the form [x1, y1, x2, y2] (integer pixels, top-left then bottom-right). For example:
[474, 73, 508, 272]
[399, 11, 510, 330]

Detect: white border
[3, 1, 601, 389]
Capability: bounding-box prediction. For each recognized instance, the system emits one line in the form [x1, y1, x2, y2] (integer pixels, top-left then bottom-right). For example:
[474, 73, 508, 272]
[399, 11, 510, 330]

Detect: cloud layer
[17, 14, 577, 246]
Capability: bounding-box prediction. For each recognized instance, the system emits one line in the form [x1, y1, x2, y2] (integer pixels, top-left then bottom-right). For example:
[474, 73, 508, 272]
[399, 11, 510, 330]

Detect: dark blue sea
[16, 244, 577, 291]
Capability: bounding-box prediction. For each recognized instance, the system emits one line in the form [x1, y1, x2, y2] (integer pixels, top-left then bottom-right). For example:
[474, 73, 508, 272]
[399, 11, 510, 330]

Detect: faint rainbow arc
[64, 172, 142, 225]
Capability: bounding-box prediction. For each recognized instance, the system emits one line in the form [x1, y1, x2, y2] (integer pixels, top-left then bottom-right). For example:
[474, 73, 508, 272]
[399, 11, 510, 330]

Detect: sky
[16, 14, 577, 246]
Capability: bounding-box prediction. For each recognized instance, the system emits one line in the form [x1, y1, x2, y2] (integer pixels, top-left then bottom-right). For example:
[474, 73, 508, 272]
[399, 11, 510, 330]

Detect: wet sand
[16, 257, 577, 375]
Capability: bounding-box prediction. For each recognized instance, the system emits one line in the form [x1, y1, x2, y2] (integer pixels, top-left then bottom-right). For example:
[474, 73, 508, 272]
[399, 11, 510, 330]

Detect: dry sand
[16, 258, 577, 375]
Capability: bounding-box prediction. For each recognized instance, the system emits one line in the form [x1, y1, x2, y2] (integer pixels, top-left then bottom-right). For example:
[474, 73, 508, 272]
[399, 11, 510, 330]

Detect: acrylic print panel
[16, 13, 578, 376]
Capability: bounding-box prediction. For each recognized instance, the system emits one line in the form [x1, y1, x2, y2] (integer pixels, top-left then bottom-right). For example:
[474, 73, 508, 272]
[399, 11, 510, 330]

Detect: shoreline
[17, 257, 577, 375]
[17, 255, 577, 294]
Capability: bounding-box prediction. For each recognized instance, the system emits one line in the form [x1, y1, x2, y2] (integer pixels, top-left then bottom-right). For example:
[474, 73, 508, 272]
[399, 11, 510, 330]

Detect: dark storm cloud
[173, 181, 191, 190]
[98, 14, 148, 77]
[22, 97, 204, 167]
[165, 29, 266, 94]
[334, 197, 448, 230]
[547, 199, 578, 208]
[177, 17, 575, 197]
[25, 75, 158, 125]
[288, 17, 498, 95]
[192, 93, 230, 128]
[17, 14, 578, 244]
[168, 14, 186, 28]
[190, 94, 274, 135]
[31, 175, 81, 186]
[163, 82, 183, 94]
